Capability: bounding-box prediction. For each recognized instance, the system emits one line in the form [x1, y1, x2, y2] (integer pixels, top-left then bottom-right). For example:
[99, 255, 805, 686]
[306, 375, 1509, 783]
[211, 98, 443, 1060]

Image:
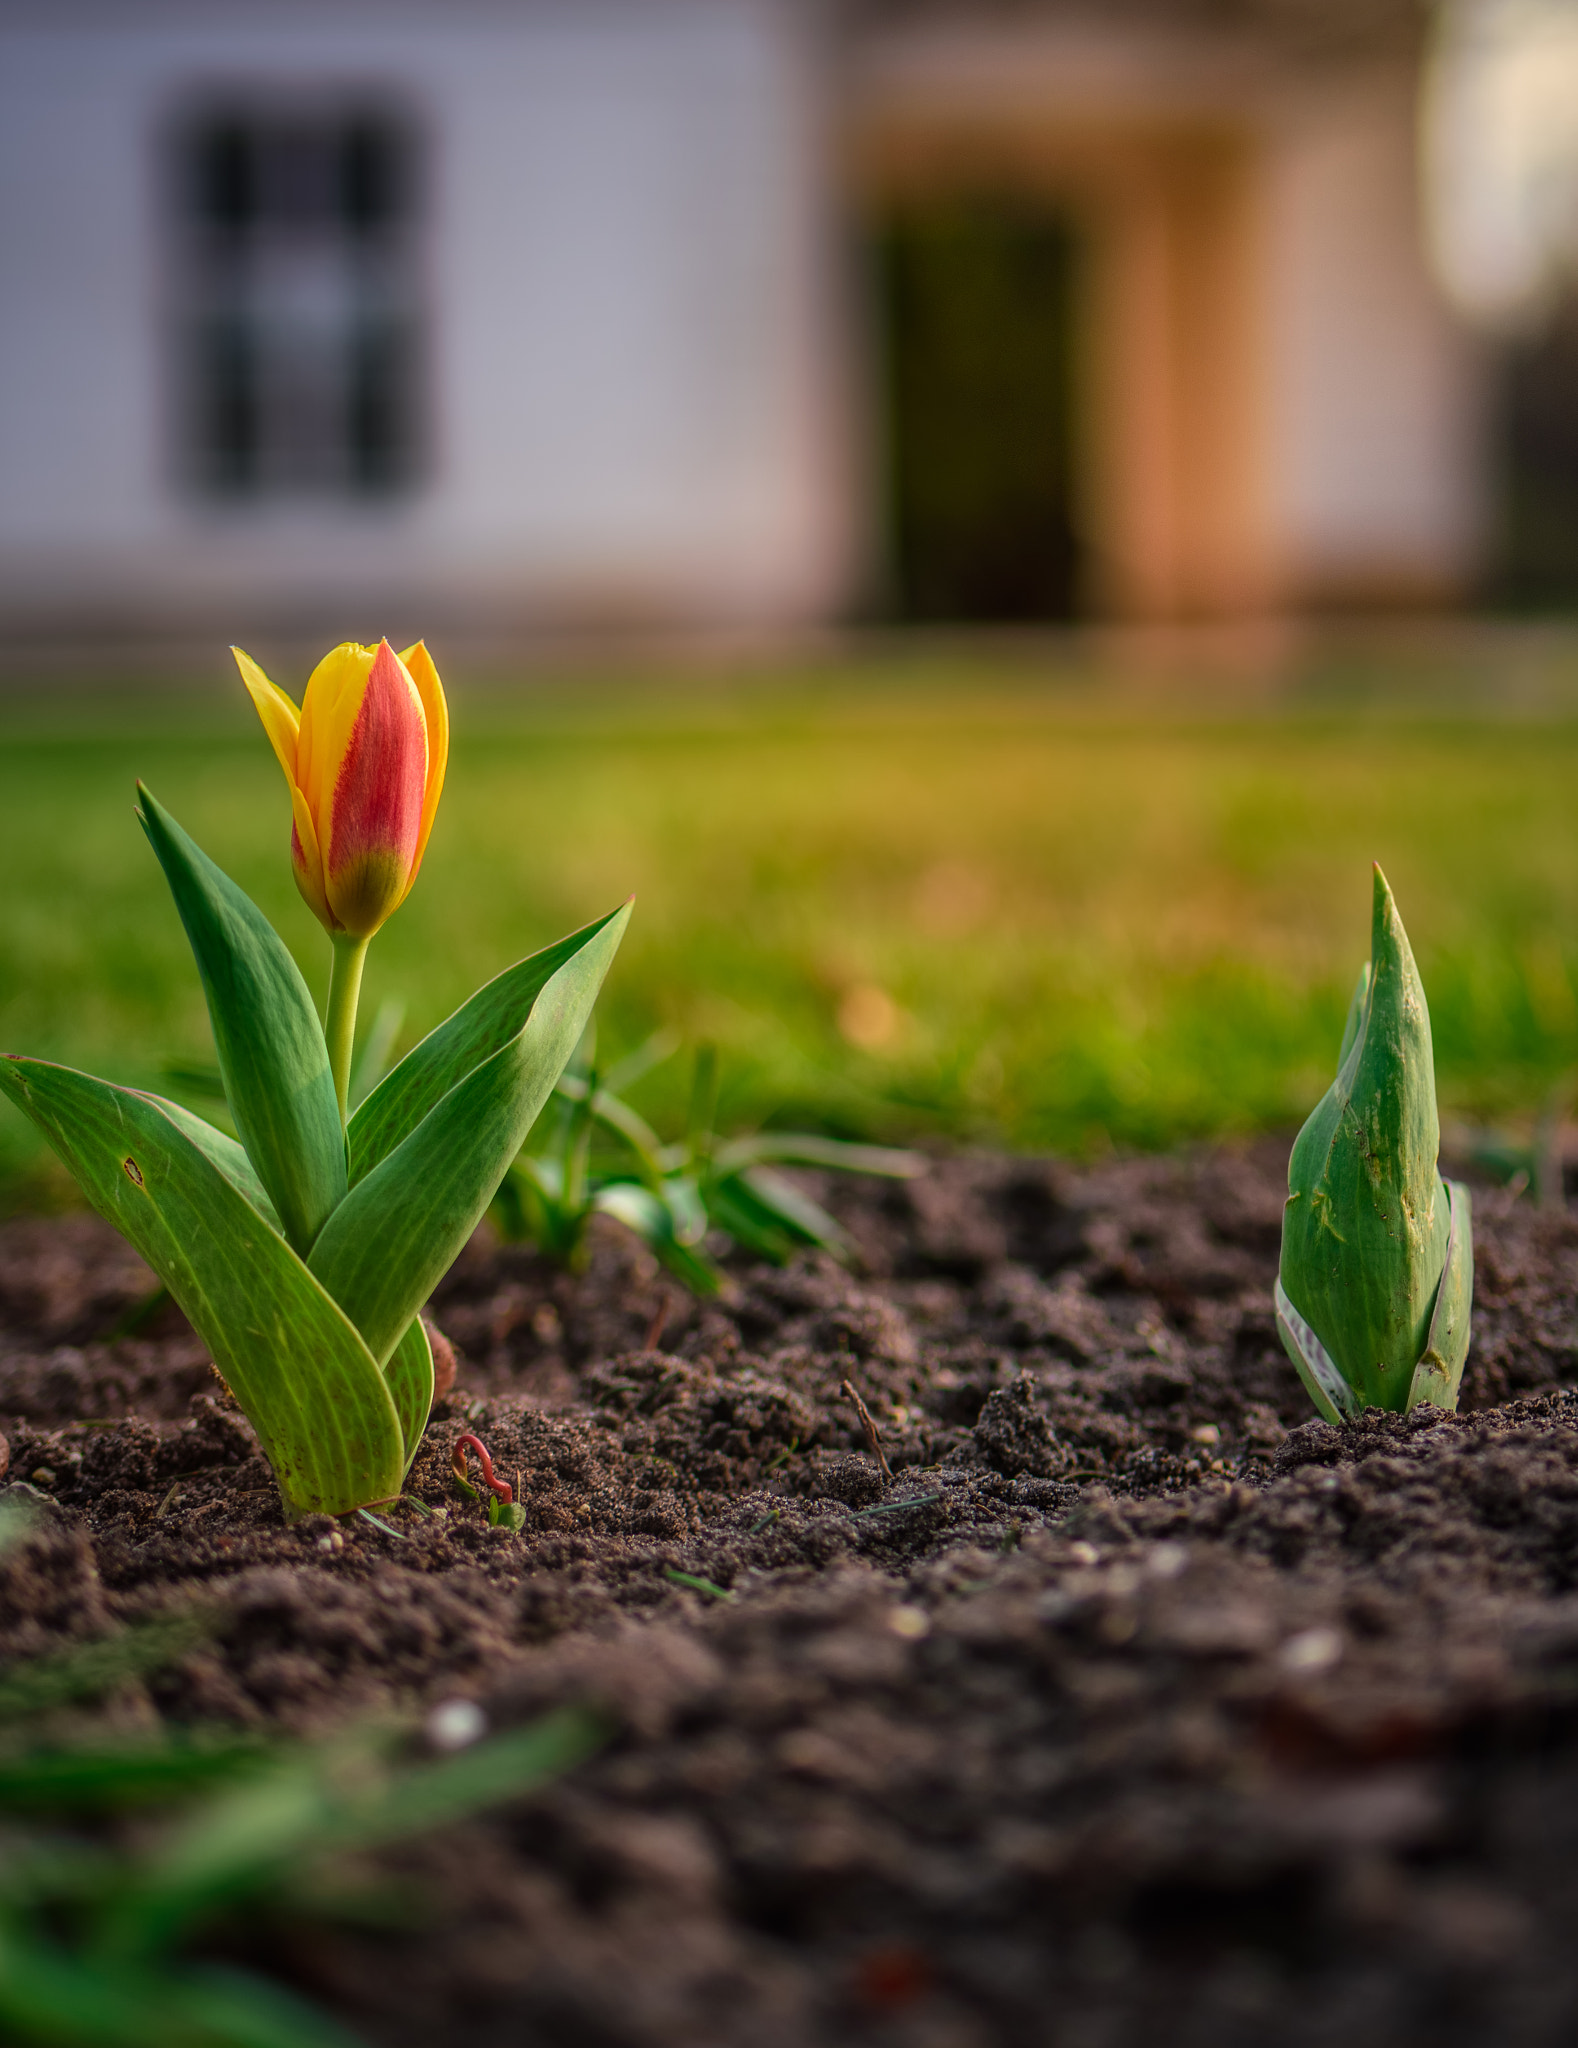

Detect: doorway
[872, 192, 1083, 622]
[1492, 294, 1578, 607]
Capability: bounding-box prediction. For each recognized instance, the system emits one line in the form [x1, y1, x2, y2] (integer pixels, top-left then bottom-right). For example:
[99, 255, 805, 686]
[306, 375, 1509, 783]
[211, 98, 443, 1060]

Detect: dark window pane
[343, 120, 406, 235]
[193, 120, 253, 235]
[173, 104, 422, 499]
[350, 319, 418, 490]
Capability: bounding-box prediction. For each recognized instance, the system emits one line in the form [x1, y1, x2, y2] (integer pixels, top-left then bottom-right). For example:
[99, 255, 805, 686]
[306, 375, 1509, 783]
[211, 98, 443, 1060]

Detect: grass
[4, 640, 1578, 1203]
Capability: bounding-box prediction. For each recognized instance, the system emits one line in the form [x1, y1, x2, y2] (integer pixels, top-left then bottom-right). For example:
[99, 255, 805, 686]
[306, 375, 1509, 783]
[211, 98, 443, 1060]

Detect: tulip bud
[1276, 865, 1473, 1422]
[233, 638, 448, 940]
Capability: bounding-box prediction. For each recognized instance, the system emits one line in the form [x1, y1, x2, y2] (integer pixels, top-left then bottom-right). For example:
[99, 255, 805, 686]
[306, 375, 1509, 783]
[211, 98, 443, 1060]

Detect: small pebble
[1147, 1541, 1189, 1579]
[887, 1603, 931, 1640]
[1280, 1626, 1343, 1674]
[315, 1530, 344, 1554]
[29, 1467, 55, 1488]
[1190, 1424, 1221, 1447]
[1067, 1541, 1100, 1566]
[427, 1698, 487, 1751]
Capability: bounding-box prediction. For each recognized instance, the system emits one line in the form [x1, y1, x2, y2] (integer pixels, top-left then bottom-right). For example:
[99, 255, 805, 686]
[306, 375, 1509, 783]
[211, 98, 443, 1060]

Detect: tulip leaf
[1408, 1178, 1474, 1412]
[136, 787, 346, 1256]
[1273, 1276, 1358, 1425]
[385, 1316, 434, 1471]
[153, 1097, 284, 1235]
[346, 905, 630, 1187]
[0, 1057, 404, 1519]
[1335, 960, 1371, 1070]
[310, 905, 630, 1365]
[1280, 866, 1461, 1414]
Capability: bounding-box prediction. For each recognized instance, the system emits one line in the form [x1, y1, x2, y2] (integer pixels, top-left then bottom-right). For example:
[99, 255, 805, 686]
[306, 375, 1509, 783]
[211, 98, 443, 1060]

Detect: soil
[6, 1145, 1578, 2046]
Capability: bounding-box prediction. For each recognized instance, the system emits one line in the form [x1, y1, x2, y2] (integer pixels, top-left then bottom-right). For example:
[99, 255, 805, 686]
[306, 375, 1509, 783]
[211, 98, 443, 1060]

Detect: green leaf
[0, 1613, 212, 1722]
[99, 1708, 606, 1965]
[556, 1072, 666, 1177]
[1273, 1275, 1356, 1425]
[0, 1925, 365, 2048]
[593, 1182, 721, 1295]
[711, 1131, 925, 1178]
[311, 906, 630, 1365]
[347, 905, 630, 1186]
[153, 1098, 283, 1235]
[0, 1059, 404, 1518]
[1408, 1178, 1474, 1411]
[1336, 960, 1371, 1070]
[598, 1027, 679, 1094]
[0, 1742, 264, 1814]
[1279, 866, 1462, 1413]
[384, 1316, 433, 1472]
[349, 996, 406, 1109]
[136, 788, 345, 1256]
[711, 1164, 850, 1261]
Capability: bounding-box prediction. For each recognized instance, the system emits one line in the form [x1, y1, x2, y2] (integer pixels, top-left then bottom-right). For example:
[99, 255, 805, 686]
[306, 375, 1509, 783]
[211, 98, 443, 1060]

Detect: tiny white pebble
[315, 1531, 343, 1554]
[428, 1698, 488, 1751]
[1280, 1626, 1343, 1674]
[1067, 1541, 1100, 1567]
[1147, 1542, 1188, 1579]
[887, 1603, 931, 1640]
[1190, 1424, 1221, 1447]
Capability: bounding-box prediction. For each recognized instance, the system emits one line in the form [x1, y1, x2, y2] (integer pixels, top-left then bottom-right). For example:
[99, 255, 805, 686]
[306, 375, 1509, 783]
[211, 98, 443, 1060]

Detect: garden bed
[5, 1145, 1578, 2046]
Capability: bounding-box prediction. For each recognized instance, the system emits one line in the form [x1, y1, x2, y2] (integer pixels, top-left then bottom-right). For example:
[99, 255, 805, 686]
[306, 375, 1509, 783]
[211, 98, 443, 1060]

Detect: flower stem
[325, 932, 371, 1128]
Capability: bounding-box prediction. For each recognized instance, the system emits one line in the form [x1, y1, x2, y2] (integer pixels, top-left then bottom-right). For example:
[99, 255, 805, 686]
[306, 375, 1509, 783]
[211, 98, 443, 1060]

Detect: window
[173, 104, 423, 497]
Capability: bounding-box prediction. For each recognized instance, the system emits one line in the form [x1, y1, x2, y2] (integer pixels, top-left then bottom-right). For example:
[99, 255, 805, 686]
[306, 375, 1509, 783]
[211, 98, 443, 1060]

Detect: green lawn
[4, 645, 1578, 1205]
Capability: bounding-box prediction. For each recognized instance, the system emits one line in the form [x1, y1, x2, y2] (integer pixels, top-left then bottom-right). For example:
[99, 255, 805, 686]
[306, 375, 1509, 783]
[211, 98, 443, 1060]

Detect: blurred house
[0, 0, 1479, 638]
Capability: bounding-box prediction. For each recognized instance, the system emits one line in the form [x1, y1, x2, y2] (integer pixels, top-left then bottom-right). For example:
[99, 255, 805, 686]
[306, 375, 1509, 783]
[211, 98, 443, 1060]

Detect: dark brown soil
[7, 1145, 1578, 2045]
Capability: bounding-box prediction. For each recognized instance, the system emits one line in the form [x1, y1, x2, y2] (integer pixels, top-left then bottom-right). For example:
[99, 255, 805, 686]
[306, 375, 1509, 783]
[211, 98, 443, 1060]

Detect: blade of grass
[95, 1706, 608, 1962]
[0, 1613, 212, 1721]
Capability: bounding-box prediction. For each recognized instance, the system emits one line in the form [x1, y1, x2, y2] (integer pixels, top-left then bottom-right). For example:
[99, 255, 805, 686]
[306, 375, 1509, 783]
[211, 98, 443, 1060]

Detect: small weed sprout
[451, 1432, 527, 1532]
[492, 1027, 923, 1291]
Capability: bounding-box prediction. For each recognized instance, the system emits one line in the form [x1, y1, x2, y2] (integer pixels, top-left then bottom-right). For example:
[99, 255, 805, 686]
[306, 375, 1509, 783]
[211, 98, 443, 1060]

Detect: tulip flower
[233, 639, 449, 1122]
[0, 646, 630, 1520]
[1276, 864, 1473, 1421]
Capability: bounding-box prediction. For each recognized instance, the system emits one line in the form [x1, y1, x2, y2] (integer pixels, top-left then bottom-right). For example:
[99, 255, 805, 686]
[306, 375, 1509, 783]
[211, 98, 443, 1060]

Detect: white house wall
[1260, 66, 1488, 601]
[0, 0, 850, 635]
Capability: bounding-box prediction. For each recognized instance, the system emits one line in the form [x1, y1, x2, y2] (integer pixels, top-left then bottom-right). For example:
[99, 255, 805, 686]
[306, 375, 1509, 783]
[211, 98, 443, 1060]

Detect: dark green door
[874, 192, 1082, 622]
[1493, 297, 1578, 608]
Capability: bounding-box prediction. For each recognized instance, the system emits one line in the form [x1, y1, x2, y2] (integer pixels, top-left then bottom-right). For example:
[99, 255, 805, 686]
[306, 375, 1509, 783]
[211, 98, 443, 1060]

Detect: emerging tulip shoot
[1276, 865, 1473, 1423]
[0, 641, 629, 1520]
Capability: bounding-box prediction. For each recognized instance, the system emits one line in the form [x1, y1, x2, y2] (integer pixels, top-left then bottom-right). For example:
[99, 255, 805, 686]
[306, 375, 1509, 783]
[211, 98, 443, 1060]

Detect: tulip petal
[298, 641, 378, 829]
[321, 641, 428, 938]
[288, 784, 337, 934]
[399, 640, 448, 890]
[232, 647, 301, 785]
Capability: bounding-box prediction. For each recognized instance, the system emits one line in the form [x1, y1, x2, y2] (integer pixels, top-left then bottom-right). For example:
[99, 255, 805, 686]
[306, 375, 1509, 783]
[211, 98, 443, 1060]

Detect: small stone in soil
[427, 1699, 488, 1750]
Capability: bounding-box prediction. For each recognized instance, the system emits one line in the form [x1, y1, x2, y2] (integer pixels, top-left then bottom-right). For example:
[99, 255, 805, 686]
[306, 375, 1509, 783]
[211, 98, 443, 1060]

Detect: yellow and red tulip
[0, 635, 630, 1521]
[232, 638, 448, 940]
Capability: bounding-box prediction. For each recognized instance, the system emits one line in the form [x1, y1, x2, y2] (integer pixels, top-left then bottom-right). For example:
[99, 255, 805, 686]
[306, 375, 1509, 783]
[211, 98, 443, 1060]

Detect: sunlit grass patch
[3, 657, 1578, 1200]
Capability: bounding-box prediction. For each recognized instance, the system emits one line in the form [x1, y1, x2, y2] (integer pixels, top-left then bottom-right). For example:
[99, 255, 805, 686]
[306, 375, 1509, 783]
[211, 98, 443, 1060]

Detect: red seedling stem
[452, 1433, 514, 1504]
